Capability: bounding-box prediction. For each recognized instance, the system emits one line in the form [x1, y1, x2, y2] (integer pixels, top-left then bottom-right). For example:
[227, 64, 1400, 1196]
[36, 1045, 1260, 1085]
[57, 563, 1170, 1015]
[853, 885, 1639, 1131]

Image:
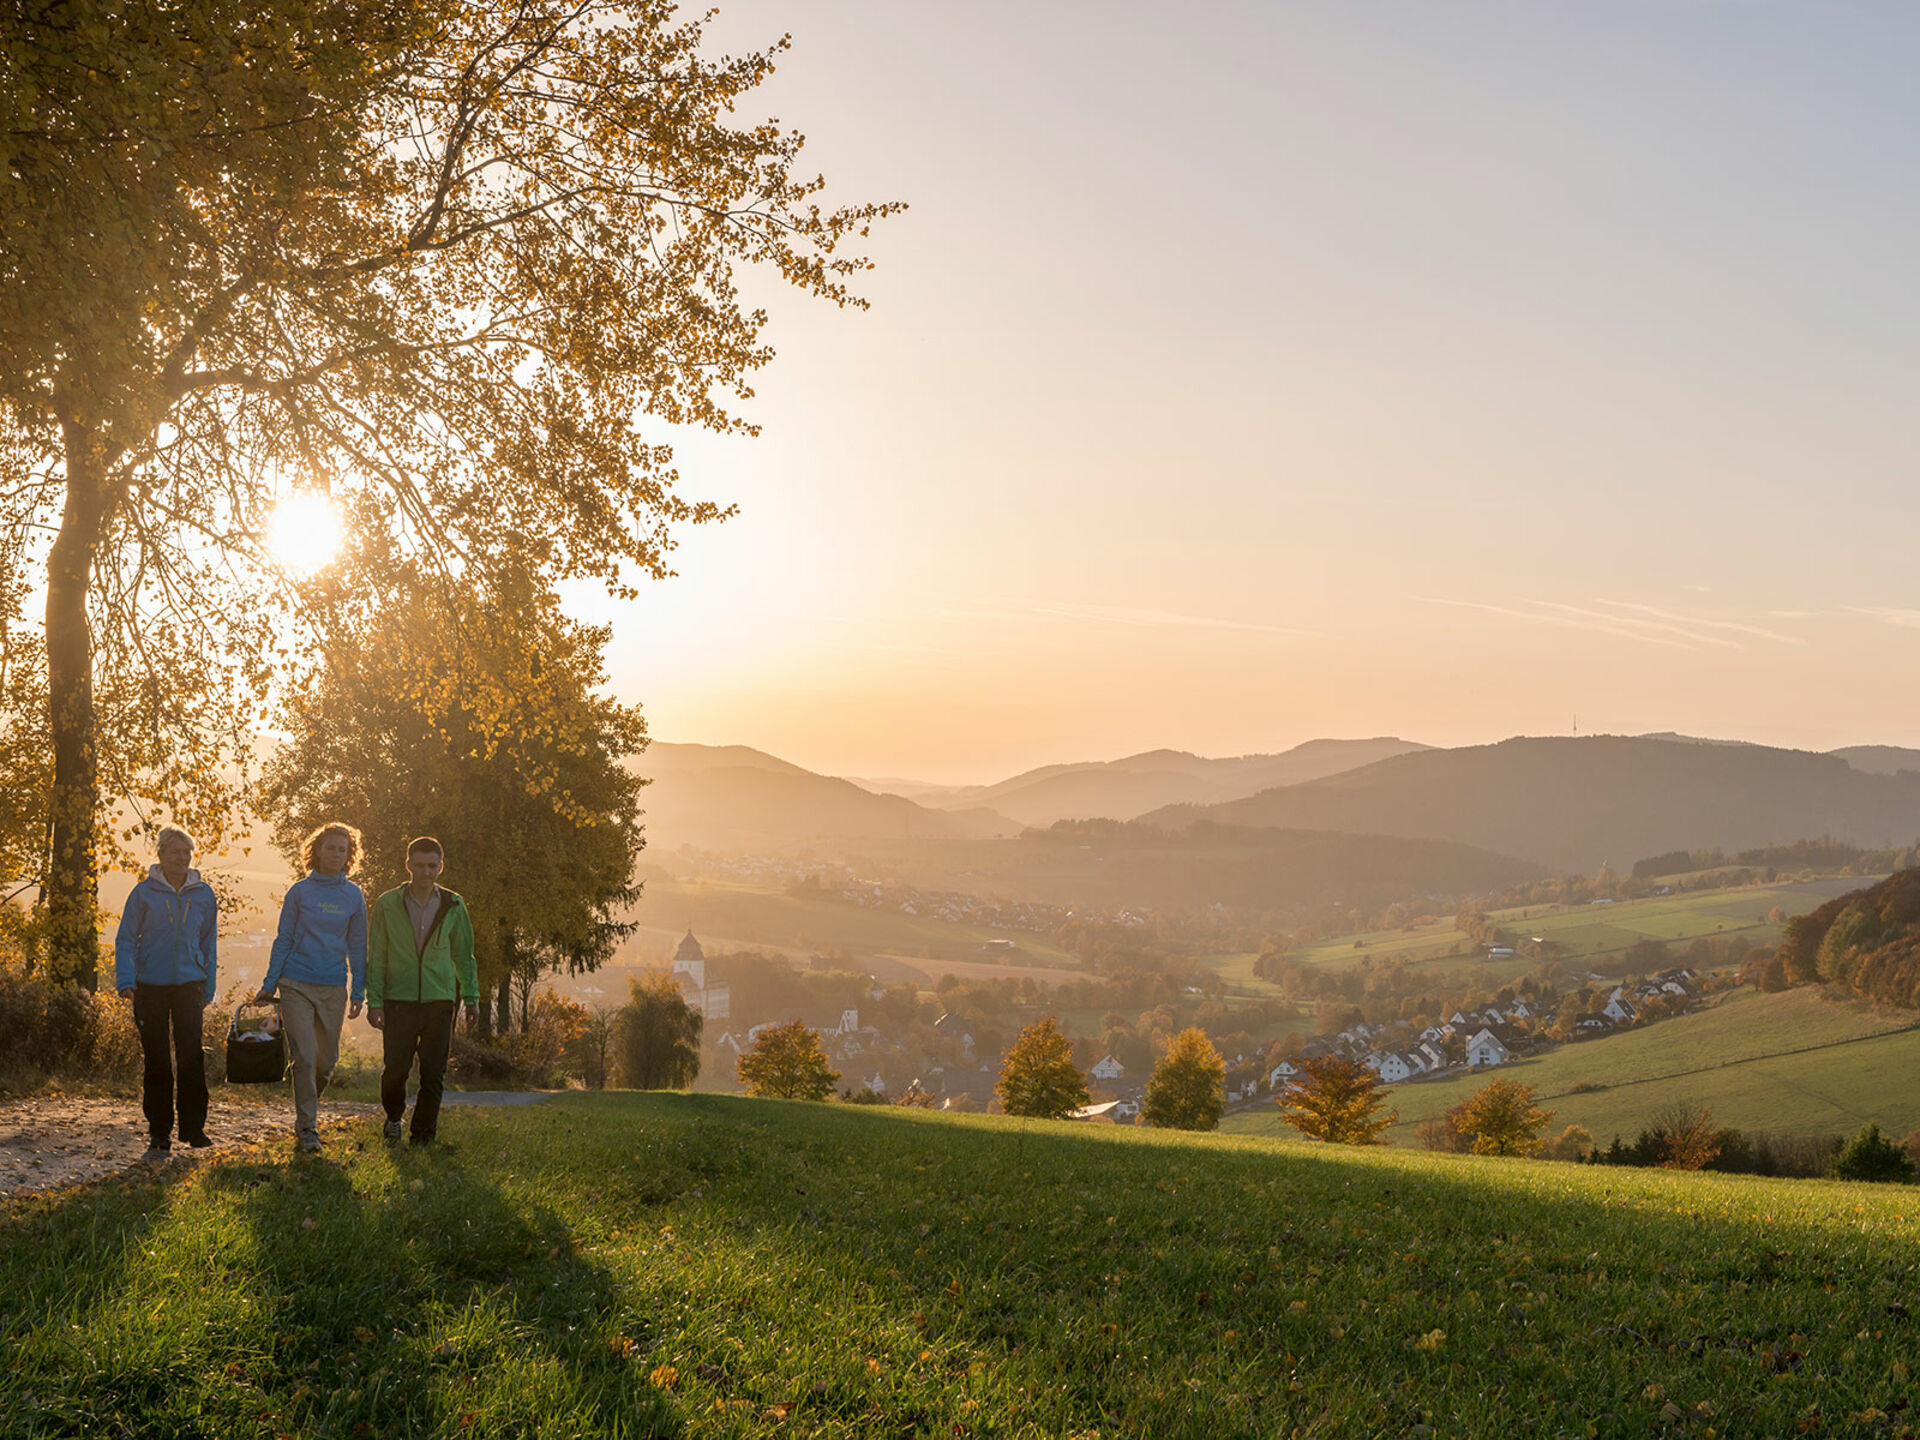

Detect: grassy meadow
[617, 876, 1087, 973]
[6, 1094, 1920, 1438]
[1222, 988, 1920, 1146]
[1196, 877, 1875, 995]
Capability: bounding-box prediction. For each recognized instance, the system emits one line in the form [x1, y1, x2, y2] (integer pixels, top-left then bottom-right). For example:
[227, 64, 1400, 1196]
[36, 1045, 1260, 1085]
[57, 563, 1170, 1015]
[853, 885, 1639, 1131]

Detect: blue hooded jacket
[114, 866, 220, 1002]
[262, 871, 368, 1002]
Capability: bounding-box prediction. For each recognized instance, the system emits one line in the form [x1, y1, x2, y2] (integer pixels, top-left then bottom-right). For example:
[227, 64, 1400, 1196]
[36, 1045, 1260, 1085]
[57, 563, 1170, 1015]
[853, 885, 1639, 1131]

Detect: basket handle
[232, 998, 280, 1030]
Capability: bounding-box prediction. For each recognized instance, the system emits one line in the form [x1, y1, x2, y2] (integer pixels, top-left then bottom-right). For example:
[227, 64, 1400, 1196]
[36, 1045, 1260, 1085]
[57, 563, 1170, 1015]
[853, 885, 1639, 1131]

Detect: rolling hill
[1831, 744, 1920, 775]
[859, 737, 1430, 826]
[1144, 734, 1920, 873]
[636, 742, 1014, 853]
[864, 819, 1543, 916]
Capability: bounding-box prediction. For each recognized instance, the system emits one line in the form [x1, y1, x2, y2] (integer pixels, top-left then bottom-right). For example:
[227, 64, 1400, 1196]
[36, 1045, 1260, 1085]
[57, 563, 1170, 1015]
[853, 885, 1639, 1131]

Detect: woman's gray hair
[155, 826, 195, 854]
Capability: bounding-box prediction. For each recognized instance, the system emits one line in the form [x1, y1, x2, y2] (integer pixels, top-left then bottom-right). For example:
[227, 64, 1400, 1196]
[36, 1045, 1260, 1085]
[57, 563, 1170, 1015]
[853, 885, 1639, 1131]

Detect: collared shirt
[404, 889, 438, 955]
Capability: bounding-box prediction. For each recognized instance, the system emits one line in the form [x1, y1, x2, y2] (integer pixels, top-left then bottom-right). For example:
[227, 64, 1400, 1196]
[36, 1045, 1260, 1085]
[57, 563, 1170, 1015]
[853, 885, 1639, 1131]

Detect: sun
[267, 492, 344, 577]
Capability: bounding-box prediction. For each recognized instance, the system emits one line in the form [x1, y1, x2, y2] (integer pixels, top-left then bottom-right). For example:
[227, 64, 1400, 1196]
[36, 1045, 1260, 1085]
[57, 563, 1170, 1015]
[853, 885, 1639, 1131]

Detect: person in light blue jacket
[257, 821, 368, 1154]
[115, 827, 219, 1161]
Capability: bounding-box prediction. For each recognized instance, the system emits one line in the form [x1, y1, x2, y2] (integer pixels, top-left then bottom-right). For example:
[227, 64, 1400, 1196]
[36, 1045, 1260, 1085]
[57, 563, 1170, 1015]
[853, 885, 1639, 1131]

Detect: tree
[573, 1007, 619, 1092]
[615, 971, 702, 1091]
[1830, 1122, 1915, 1183]
[1650, 1100, 1721, 1171]
[736, 1020, 838, 1101]
[1449, 1078, 1555, 1157]
[1140, 1027, 1225, 1131]
[995, 1016, 1089, 1120]
[1276, 1055, 1396, 1145]
[257, 579, 643, 1036]
[1, 2, 895, 984]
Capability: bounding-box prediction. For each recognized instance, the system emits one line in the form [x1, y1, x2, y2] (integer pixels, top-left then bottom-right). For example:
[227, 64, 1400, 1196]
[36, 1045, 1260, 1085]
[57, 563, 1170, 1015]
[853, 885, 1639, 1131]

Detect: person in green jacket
[367, 836, 478, 1145]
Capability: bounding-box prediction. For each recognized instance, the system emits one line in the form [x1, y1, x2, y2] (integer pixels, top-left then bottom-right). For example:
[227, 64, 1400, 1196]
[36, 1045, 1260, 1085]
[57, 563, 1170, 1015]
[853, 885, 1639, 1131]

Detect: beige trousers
[279, 980, 346, 1143]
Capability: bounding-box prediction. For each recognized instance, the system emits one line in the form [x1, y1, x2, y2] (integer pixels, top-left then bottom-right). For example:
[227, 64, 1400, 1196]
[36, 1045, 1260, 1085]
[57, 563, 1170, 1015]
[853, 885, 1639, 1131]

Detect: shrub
[1830, 1122, 1916, 1183]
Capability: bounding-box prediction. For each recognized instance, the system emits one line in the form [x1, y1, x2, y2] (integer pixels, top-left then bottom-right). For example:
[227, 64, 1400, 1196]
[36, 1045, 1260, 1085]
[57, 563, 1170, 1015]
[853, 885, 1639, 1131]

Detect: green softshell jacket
[367, 885, 478, 1007]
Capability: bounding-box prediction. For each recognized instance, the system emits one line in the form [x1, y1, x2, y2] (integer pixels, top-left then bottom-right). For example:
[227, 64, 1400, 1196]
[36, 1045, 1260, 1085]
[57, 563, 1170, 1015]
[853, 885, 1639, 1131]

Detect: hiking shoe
[183, 1132, 213, 1149]
[297, 1134, 324, 1155]
[383, 1120, 403, 1142]
[140, 1145, 171, 1165]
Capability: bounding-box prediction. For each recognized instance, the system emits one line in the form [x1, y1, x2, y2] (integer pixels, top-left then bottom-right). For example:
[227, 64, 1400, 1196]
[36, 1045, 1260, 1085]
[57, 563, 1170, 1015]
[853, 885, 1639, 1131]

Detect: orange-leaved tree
[0, 2, 898, 984]
[1448, 1077, 1555, 1156]
[737, 1021, 838, 1101]
[996, 1016, 1088, 1120]
[1277, 1055, 1396, 1145]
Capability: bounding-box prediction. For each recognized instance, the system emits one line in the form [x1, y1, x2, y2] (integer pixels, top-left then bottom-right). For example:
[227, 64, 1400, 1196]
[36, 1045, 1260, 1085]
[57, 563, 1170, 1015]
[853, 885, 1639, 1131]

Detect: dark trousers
[381, 1000, 456, 1140]
[132, 983, 208, 1146]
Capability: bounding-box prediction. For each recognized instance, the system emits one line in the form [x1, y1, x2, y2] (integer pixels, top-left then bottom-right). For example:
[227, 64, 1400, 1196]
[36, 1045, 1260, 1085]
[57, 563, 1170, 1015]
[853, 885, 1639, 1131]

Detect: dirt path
[0, 1089, 563, 1199]
[0, 1094, 383, 1199]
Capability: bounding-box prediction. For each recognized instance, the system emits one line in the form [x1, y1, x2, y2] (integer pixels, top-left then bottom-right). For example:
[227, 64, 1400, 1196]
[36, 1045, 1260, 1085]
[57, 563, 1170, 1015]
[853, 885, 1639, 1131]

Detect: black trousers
[380, 1000, 456, 1140]
[132, 983, 208, 1146]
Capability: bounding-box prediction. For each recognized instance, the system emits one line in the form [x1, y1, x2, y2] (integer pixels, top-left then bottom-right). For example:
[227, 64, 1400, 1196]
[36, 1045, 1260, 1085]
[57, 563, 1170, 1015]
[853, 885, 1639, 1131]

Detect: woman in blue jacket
[115, 827, 219, 1162]
[258, 821, 367, 1154]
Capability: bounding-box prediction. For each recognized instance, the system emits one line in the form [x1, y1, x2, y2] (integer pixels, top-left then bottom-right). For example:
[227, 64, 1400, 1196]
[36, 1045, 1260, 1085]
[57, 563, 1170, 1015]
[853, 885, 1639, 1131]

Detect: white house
[1603, 989, 1638, 1026]
[1090, 1055, 1126, 1082]
[1465, 1029, 1510, 1067]
[1376, 1052, 1416, 1083]
[1268, 1061, 1299, 1090]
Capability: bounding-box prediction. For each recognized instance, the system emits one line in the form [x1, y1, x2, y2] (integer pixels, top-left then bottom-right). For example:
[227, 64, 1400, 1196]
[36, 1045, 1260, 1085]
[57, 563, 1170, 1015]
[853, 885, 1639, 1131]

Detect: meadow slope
[5, 1095, 1917, 1438]
[1222, 988, 1920, 1145]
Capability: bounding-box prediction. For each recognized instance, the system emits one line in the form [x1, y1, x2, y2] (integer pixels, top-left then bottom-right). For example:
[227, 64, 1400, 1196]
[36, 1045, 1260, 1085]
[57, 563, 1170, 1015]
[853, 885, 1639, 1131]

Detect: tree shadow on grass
[3, 1123, 681, 1439]
[556, 1092, 1920, 1440]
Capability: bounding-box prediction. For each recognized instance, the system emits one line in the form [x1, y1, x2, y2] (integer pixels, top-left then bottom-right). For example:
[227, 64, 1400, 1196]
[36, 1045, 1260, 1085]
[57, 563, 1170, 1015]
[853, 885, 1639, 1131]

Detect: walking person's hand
[463, 1003, 479, 1030]
[368, 1007, 385, 1031]
[348, 999, 363, 1020]
[254, 987, 274, 1003]
[118, 987, 134, 1001]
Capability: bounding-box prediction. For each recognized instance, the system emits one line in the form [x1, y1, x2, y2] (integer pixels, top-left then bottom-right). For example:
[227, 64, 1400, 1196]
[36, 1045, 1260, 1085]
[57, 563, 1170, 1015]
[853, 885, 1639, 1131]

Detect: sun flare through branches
[267, 492, 344, 578]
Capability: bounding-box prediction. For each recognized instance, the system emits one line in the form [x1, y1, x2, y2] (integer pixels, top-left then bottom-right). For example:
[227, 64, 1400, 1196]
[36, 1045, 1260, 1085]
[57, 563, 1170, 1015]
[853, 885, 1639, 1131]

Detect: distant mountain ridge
[1144, 735, 1920, 874]
[857, 737, 1431, 826]
[637, 742, 1013, 853]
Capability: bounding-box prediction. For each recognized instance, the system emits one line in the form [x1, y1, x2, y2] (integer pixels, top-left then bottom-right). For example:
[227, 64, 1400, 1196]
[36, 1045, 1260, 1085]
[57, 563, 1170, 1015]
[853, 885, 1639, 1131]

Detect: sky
[569, 2, 1920, 784]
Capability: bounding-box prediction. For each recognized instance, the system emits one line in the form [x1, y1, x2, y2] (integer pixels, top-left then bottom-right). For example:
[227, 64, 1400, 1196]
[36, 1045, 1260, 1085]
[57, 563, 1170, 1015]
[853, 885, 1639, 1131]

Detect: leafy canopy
[737, 1020, 838, 1102]
[1448, 1078, 1555, 1157]
[1276, 1055, 1396, 1146]
[996, 1016, 1088, 1121]
[0, 1, 896, 974]
[1140, 1027, 1225, 1132]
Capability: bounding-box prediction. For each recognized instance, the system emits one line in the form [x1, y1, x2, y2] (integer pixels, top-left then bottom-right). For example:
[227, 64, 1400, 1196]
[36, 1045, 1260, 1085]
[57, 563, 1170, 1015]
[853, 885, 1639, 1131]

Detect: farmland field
[1222, 987, 1920, 1145]
[6, 1094, 1918, 1438]
[1202, 876, 1877, 992]
[620, 875, 1087, 971]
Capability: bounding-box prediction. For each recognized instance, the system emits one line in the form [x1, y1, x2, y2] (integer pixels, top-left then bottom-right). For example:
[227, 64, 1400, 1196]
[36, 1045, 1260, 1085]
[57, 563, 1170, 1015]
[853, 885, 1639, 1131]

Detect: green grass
[7, 1096, 1920, 1438]
[1221, 988, 1920, 1146]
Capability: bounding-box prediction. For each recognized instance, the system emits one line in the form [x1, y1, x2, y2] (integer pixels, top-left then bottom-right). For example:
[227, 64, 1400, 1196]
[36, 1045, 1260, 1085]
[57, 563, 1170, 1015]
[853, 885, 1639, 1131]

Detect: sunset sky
[572, 2, 1920, 784]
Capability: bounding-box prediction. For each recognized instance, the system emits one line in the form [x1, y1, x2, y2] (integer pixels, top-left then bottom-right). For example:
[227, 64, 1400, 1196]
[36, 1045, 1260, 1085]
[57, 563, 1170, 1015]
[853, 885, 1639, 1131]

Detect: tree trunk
[44, 423, 114, 990]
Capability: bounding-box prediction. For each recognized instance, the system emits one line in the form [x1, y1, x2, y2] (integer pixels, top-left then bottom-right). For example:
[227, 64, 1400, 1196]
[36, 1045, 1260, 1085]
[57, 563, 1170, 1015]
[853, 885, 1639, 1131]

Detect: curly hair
[300, 821, 363, 876]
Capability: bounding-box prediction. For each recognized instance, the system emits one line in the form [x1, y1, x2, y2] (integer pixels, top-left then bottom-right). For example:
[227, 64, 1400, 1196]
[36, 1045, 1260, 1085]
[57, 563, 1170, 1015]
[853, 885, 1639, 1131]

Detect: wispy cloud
[1846, 605, 1920, 630]
[1597, 601, 1806, 647]
[1422, 597, 1805, 651]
